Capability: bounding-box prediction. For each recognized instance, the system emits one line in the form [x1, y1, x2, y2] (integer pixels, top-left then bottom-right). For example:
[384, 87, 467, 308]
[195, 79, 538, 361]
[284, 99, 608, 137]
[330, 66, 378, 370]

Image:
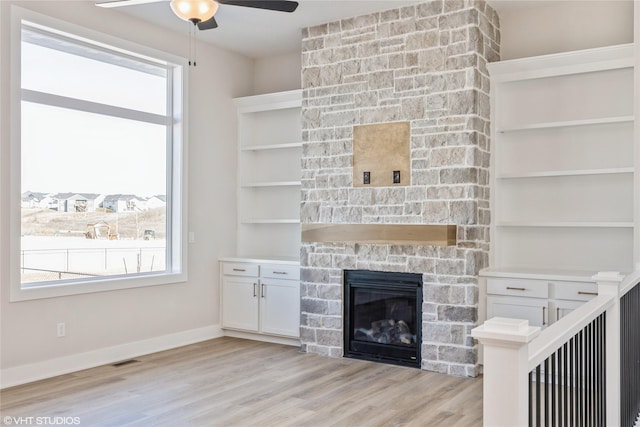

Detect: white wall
[498, 0, 634, 60]
[253, 50, 301, 94]
[0, 0, 253, 385]
[250, 1, 636, 92]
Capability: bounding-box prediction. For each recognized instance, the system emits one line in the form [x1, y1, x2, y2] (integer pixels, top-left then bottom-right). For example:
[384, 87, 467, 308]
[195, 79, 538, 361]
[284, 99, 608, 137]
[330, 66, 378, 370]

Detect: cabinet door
[222, 276, 259, 332]
[487, 295, 549, 328]
[552, 299, 585, 323]
[260, 279, 300, 337]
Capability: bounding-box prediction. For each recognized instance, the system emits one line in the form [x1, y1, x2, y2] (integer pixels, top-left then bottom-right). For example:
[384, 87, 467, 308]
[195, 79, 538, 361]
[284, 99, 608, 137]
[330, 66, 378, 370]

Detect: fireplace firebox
[343, 270, 422, 368]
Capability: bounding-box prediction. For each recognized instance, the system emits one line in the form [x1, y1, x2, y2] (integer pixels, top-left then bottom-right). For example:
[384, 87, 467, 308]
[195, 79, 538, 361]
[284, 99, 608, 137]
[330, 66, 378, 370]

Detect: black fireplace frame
[343, 270, 422, 368]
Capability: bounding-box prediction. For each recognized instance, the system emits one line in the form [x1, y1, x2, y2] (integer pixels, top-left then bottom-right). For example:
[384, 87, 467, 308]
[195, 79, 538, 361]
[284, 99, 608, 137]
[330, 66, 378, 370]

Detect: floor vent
[112, 359, 140, 367]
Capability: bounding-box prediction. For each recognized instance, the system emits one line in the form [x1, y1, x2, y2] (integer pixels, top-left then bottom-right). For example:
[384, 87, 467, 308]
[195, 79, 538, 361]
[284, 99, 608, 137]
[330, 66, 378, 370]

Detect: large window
[11, 12, 187, 300]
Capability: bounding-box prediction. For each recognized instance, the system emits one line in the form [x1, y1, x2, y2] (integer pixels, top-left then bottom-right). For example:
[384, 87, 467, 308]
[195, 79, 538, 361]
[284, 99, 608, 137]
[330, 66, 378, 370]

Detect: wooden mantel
[301, 224, 457, 246]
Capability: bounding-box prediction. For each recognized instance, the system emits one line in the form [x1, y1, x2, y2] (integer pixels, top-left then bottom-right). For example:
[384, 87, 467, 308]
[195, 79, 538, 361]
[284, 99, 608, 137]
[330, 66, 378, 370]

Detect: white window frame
[9, 6, 188, 301]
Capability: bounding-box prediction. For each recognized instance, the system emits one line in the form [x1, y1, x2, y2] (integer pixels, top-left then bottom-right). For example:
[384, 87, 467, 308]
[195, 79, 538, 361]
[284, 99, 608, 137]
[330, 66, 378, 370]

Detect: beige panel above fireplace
[353, 121, 410, 187]
[301, 224, 457, 246]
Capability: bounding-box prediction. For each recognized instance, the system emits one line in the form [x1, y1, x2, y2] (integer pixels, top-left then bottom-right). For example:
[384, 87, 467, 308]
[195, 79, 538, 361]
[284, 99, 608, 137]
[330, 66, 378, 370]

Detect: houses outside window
[10, 9, 187, 300]
[75, 199, 88, 213]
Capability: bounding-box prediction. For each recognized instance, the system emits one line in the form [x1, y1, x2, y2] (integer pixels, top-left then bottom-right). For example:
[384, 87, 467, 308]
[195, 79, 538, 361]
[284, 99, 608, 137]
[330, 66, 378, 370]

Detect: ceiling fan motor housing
[170, 0, 218, 24]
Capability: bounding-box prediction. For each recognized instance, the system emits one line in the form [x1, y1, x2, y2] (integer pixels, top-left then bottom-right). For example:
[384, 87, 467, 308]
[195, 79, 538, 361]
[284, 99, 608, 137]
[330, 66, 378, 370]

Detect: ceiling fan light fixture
[170, 0, 218, 24]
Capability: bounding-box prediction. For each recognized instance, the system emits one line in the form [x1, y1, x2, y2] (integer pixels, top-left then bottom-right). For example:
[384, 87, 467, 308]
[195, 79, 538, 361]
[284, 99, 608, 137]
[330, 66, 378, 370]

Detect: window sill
[10, 271, 187, 302]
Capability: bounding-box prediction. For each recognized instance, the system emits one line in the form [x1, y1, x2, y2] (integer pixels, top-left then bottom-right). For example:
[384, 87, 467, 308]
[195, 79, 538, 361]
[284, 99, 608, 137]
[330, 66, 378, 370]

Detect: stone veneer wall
[300, 0, 500, 377]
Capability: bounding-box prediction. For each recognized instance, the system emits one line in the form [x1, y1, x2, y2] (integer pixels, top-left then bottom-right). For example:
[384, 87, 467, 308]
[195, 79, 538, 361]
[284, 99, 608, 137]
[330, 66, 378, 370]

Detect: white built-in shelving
[489, 44, 636, 276]
[479, 45, 637, 335]
[233, 90, 302, 259]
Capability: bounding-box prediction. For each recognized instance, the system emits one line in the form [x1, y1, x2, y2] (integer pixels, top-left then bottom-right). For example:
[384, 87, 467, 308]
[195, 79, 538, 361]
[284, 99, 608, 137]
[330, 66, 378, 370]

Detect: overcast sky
[21, 38, 168, 197]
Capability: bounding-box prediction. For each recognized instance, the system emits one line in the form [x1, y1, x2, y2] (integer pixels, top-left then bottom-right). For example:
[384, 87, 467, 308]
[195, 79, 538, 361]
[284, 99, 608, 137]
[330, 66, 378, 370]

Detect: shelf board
[241, 142, 303, 151]
[241, 181, 301, 188]
[497, 115, 634, 133]
[241, 219, 300, 224]
[496, 221, 635, 228]
[497, 167, 634, 179]
[234, 89, 302, 113]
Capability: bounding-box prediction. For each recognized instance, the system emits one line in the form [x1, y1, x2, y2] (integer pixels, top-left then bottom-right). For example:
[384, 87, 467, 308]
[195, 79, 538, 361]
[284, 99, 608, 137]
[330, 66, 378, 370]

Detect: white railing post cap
[472, 317, 540, 344]
[591, 271, 624, 282]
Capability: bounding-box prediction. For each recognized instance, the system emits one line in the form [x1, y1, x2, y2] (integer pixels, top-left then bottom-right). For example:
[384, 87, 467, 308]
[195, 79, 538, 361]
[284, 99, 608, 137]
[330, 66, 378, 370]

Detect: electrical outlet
[393, 170, 401, 184]
[57, 322, 66, 338]
[363, 171, 371, 185]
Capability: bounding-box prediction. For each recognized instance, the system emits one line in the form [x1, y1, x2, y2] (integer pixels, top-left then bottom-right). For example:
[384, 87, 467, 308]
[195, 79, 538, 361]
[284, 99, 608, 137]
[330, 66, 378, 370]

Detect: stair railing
[473, 269, 640, 427]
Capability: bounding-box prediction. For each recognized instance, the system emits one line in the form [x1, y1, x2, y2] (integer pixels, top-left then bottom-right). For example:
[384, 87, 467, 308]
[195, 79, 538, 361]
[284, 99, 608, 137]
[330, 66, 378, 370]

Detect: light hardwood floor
[1, 337, 483, 426]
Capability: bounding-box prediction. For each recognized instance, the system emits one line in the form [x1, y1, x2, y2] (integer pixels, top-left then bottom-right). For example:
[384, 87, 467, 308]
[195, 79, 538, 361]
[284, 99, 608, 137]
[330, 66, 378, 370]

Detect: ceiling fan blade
[219, 0, 298, 13]
[96, 0, 165, 8]
[197, 16, 219, 30]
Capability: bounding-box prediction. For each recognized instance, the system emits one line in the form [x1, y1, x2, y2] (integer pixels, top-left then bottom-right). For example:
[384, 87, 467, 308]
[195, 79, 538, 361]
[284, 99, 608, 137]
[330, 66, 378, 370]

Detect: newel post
[592, 271, 624, 426]
[472, 317, 540, 427]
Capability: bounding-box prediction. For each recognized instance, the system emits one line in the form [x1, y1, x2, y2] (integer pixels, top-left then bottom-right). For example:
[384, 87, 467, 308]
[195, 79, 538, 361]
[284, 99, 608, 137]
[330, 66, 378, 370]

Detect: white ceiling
[99, 0, 553, 59]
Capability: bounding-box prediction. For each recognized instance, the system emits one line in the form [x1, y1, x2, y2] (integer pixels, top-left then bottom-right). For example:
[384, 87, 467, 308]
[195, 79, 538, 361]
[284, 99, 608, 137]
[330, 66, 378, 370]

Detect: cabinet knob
[233, 268, 246, 272]
[542, 306, 547, 326]
[261, 283, 266, 298]
[253, 283, 257, 297]
[578, 291, 598, 296]
[273, 271, 288, 275]
[506, 286, 526, 291]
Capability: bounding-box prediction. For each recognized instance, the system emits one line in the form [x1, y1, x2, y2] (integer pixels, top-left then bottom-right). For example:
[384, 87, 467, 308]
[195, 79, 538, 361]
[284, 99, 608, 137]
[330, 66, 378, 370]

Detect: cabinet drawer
[223, 262, 259, 277]
[552, 281, 597, 302]
[487, 278, 548, 299]
[261, 265, 300, 280]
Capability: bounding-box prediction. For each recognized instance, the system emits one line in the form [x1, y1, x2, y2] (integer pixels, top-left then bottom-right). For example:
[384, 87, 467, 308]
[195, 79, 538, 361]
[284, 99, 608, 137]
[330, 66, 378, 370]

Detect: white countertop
[480, 267, 599, 282]
[219, 256, 300, 266]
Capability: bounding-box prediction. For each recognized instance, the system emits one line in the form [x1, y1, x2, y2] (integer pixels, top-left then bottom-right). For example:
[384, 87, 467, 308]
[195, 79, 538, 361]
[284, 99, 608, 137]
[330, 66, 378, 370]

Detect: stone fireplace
[299, 1, 500, 377]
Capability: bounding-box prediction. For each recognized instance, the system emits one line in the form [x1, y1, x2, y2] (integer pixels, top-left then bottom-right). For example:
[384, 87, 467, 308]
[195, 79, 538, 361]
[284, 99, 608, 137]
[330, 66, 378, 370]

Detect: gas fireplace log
[354, 319, 416, 346]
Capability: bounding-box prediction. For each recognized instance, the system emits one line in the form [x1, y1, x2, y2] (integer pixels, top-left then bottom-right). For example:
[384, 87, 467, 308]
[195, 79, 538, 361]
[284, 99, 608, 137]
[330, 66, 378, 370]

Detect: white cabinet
[233, 90, 302, 259]
[222, 275, 259, 332]
[220, 259, 300, 342]
[550, 279, 598, 322]
[482, 270, 598, 328]
[260, 278, 300, 337]
[486, 276, 550, 328]
[489, 44, 636, 273]
[552, 299, 583, 323]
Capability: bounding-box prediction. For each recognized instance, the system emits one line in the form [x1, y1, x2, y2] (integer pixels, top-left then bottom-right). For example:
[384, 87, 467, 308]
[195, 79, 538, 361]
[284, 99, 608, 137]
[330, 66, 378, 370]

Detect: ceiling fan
[96, 0, 299, 30]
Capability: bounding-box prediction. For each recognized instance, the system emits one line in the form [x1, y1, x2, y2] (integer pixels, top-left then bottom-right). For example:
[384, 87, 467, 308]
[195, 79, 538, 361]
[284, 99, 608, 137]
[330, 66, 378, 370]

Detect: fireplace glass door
[344, 270, 422, 367]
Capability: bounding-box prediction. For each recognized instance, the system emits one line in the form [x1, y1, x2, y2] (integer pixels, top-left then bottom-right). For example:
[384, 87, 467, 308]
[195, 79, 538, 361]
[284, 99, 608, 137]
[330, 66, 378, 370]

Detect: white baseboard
[1, 324, 224, 389]
[223, 329, 300, 347]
